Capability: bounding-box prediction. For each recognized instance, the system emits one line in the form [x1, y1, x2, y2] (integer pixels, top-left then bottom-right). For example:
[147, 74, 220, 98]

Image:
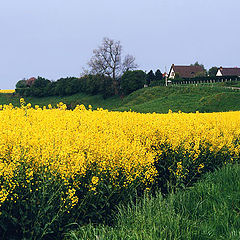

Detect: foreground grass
[67, 164, 240, 240]
[1, 84, 240, 113]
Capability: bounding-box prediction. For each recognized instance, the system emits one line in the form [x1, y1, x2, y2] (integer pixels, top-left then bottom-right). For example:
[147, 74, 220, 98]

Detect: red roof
[170, 65, 205, 78]
[219, 67, 240, 76]
[26, 77, 36, 86]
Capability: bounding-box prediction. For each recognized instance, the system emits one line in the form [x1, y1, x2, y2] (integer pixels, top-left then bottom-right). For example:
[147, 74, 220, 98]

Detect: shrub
[16, 80, 27, 89]
[121, 70, 146, 95]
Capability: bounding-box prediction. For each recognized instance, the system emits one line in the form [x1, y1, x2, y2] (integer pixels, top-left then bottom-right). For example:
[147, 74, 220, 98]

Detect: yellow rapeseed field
[0, 89, 15, 93]
[0, 99, 240, 210]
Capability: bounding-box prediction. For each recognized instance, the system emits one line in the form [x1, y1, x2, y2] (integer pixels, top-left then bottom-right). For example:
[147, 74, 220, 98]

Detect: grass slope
[118, 85, 240, 113]
[1, 84, 240, 113]
[67, 164, 240, 240]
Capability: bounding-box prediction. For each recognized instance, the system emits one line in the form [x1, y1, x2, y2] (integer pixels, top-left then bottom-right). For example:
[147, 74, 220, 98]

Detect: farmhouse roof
[218, 67, 240, 76]
[26, 77, 36, 86]
[170, 64, 205, 78]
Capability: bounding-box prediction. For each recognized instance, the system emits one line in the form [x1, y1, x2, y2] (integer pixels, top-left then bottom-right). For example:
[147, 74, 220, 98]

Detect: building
[216, 67, 240, 77]
[26, 77, 36, 87]
[168, 64, 205, 79]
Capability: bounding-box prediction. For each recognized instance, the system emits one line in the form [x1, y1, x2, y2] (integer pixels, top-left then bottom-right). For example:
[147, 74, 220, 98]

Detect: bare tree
[88, 37, 137, 94]
[122, 54, 138, 72]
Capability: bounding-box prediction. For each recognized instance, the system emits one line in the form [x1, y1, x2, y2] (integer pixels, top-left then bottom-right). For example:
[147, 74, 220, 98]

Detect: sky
[0, 0, 240, 89]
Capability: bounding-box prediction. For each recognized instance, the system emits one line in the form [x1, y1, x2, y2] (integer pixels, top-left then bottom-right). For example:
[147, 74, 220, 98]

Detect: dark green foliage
[30, 77, 51, 97]
[191, 61, 206, 70]
[121, 70, 146, 95]
[15, 75, 116, 99]
[102, 76, 115, 99]
[32, 77, 50, 89]
[146, 70, 155, 85]
[16, 80, 27, 89]
[191, 61, 207, 77]
[85, 75, 104, 95]
[44, 82, 57, 96]
[208, 66, 218, 76]
[155, 69, 163, 81]
[149, 69, 164, 87]
[54, 77, 79, 96]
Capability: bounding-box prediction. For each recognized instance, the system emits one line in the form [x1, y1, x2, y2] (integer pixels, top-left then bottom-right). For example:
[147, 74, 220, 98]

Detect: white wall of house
[169, 68, 175, 79]
[216, 70, 222, 76]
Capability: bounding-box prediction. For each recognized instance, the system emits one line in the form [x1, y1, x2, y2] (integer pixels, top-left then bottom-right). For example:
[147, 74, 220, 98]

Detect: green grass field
[1, 83, 240, 114]
[66, 164, 240, 240]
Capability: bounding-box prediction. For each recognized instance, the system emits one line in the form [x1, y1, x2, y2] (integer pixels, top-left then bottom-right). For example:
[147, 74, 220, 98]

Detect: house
[216, 67, 240, 77]
[168, 64, 205, 79]
[26, 77, 36, 87]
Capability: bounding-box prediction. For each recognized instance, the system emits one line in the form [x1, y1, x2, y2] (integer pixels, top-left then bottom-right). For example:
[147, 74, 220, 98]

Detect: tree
[208, 66, 218, 76]
[191, 61, 205, 68]
[32, 77, 50, 89]
[155, 69, 163, 81]
[16, 79, 27, 89]
[88, 37, 138, 94]
[31, 77, 51, 97]
[146, 70, 155, 85]
[122, 54, 138, 72]
[191, 61, 207, 75]
[121, 70, 146, 95]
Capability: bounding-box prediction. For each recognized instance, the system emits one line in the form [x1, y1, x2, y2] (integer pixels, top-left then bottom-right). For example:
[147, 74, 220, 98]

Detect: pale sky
[0, 0, 239, 89]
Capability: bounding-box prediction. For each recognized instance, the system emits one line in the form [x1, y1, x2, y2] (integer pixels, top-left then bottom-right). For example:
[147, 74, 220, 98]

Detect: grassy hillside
[67, 164, 240, 240]
[119, 85, 240, 113]
[1, 84, 240, 113]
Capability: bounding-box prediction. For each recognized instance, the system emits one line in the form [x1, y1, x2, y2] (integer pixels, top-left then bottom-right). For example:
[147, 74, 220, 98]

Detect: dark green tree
[31, 77, 51, 97]
[191, 62, 207, 76]
[85, 75, 104, 95]
[102, 76, 115, 98]
[146, 70, 155, 85]
[155, 69, 163, 81]
[121, 70, 146, 95]
[208, 67, 218, 77]
[33, 77, 50, 89]
[16, 79, 27, 89]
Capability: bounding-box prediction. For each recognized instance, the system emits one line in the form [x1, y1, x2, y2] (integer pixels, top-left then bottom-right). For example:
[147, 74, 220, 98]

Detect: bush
[121, 70, 146, 95]
[16, 80, 27, 89]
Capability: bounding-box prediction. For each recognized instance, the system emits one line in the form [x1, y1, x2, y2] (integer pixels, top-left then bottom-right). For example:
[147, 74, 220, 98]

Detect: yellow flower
[91, 176, 99, 185]
[0, 99, 239, 209]
[197, 163, 204, 173]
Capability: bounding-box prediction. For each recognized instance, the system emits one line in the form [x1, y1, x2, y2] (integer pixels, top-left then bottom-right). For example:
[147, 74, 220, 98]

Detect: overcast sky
[0, 0, 239, 89]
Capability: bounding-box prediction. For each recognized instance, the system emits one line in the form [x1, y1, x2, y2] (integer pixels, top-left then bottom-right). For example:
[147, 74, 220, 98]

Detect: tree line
[16, 69, 165, 98]
[16, 37, 166, 98]
[15, 37, 220, 98]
